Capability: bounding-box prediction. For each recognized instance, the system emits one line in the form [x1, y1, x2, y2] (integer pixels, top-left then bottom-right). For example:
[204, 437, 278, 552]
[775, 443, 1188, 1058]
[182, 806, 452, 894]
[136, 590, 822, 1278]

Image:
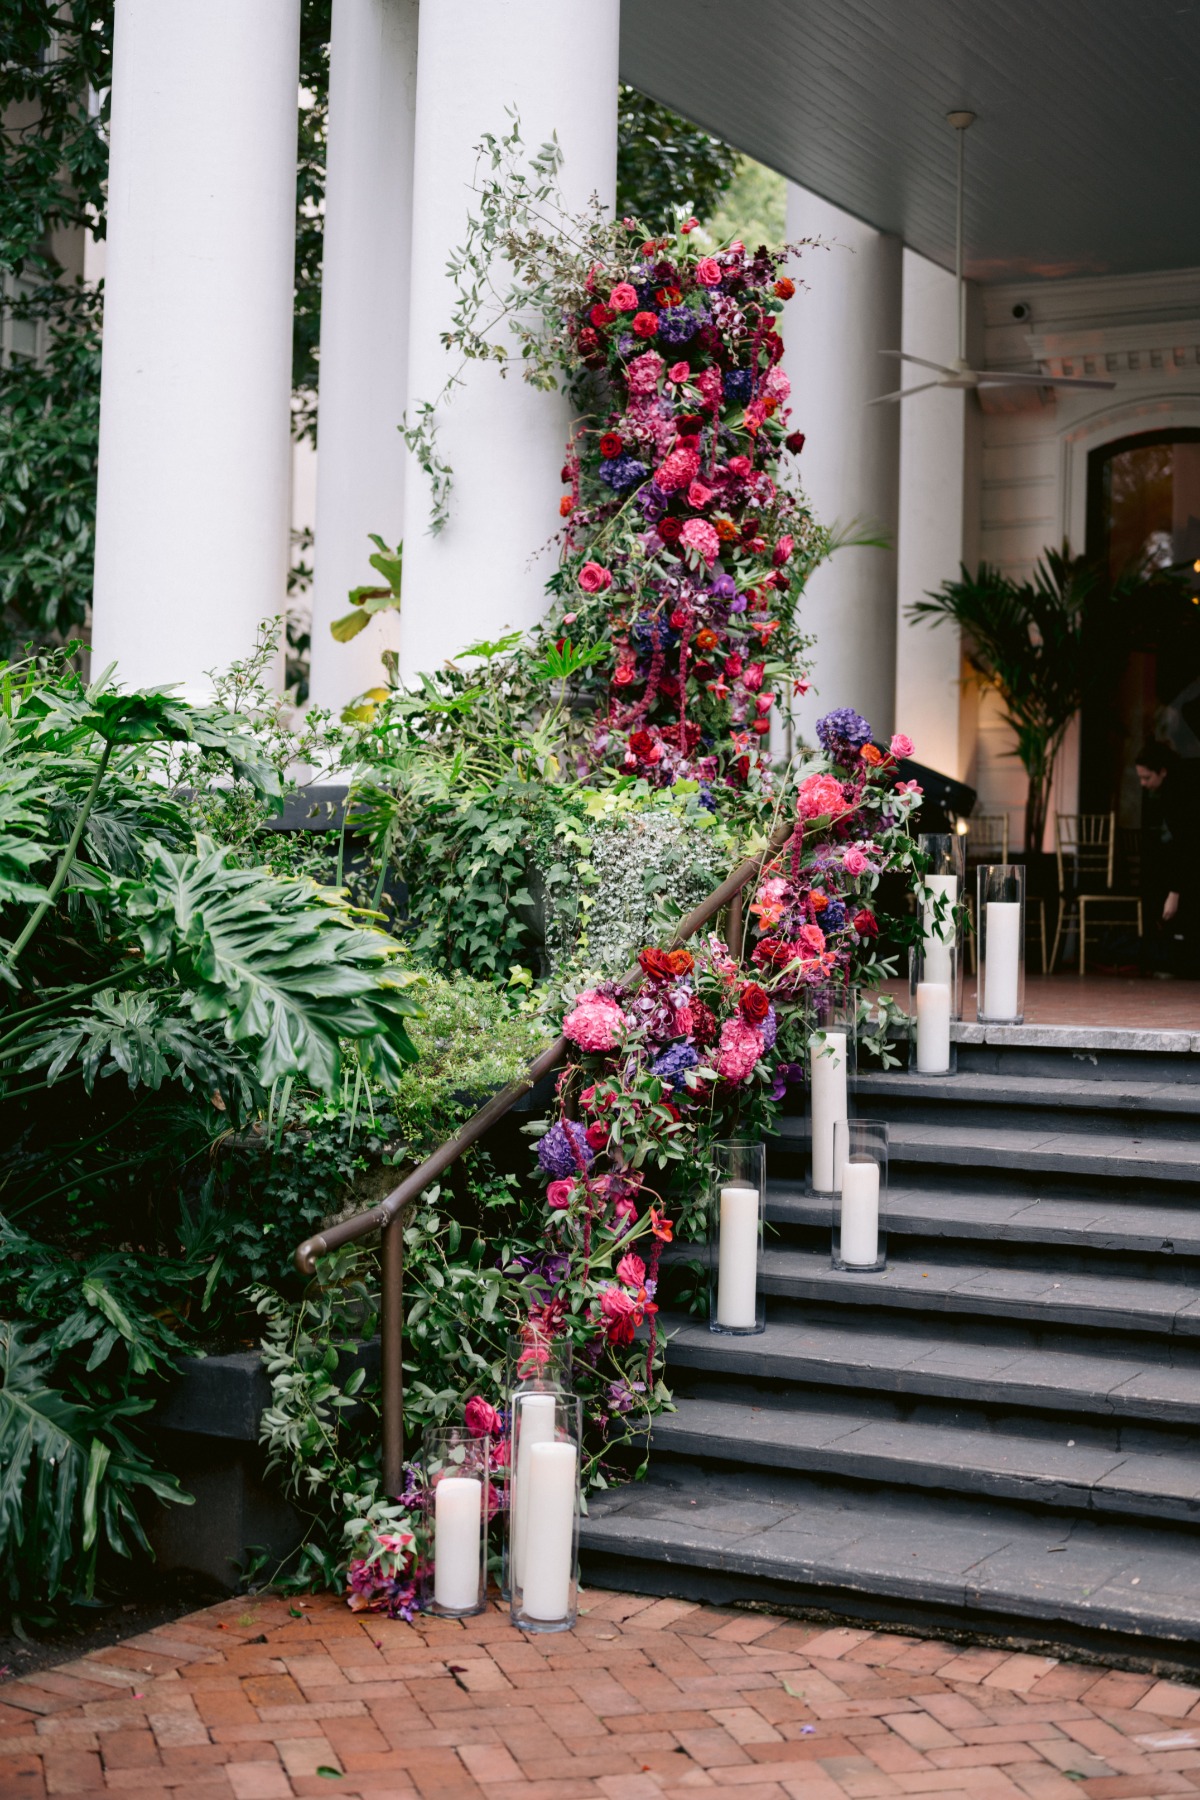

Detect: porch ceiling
[619, 0, 1200, 282]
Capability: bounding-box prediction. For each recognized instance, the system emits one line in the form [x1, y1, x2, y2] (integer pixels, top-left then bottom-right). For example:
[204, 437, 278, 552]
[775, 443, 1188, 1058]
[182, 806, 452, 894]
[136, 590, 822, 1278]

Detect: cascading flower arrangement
[550, 217, 825, 796]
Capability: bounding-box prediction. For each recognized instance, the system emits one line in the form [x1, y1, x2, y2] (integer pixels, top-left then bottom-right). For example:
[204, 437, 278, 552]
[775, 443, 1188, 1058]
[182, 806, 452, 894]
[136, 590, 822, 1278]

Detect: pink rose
[578, 561, 612, 593]
[727, 454, 752, 477]
[616, 1253, 646, 1288]
[626, 349, 665, 394]
[797, 923, 827, 955]
[546, 1179, 575, 1211]
[667, 361, 691, 384]
[600, 1285, 638, 1344]
[716, 1014, 765, 1083]
[611, 1195, 639, 1225]
[464, 1396, 501, 1438]
[890, 733, 914, 758]
[695, 257, 724, 287]
[609, 282, 638, 311]
[655, 446, 701, 493]
[772, 535, 795, 566]
[686, 480, 715, 509]
[842, 846, 869, 876]
[564, 990, 627, 1052]
[679, 517, 720, 564]
[797, 772, 846, 820]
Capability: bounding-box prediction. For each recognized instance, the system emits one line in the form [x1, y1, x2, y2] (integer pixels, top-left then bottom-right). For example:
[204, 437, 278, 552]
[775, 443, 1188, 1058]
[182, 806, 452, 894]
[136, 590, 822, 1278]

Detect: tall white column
[92, 0, 300, 696]
[784, 185, 902, 746]
[308, 0, 419, 712]
[894, 248, 978, 777]
[397, 0, 619, 684]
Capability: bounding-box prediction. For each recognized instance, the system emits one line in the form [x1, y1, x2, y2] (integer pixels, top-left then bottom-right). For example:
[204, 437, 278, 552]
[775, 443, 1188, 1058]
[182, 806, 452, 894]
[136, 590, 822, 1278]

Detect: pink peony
[765, 365, 792, 400]
[842, 846, 869, 876]
[686, 480, 715, 509]
[679, 517, 720, 563]
[626, 349, 664, 393]
[616, 1252, 646, 1287]
[716, 1014, 765, 1083]
[464, 1396, 501, 1438]
[667, 361, 691, 383]
[695, 256, 724, 287]
[655, 446, 701, 492]
[726, 454, 752, 476]
[890, 732, 914, 758]
[609, 282, 638, 311]
[578, 561, 612, 593]
[797, 923, 827, 955]
[546, 1179, 575, 1210]
[564, 990, 627, 1052]
[797, 772, 846, 820]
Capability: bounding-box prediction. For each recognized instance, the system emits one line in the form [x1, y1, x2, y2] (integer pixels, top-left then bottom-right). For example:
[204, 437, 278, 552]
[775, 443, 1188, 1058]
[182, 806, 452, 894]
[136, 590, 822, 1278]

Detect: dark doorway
[1083, 430, 1200, 826]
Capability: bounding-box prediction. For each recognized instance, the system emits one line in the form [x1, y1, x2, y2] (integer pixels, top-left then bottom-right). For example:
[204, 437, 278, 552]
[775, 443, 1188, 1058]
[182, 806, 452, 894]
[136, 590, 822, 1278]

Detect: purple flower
[821, 898, 846, 931]
[537, 1120, 594, 1179]
[723, 368, 753, 403]
[637, 480, 669, 520]
[651, 1043, 699, 1090]
[632, 610, 675, 650]
[709, 569, 736, 600]
[760, 1007, 778, 1052]
[599, 454, 648, 493]
[657, 305, 697, 345]
[769, 1060, 805, 1101]
[816, 707, 873, 753]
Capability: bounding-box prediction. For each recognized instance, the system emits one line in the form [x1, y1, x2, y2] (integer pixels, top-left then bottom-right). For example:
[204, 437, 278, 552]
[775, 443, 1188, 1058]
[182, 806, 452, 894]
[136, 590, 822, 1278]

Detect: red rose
[687, 999, 718, 1045]
[612, 666, 635, 687]
[658, 517, 683, 543]
[590, 303, 616, 328]
[599, 431, 623, 458]
[638, 946, 676, 982]
[628, 729, 656, 760]
[632, 311, 659, 338]
[678, 414, 704, 433]
[585, 1121, 609, 1151]
[751, 717, 771, 735]
[853, 909, 879, 938]
[785, 431, 806, 454]
[724, 652, 744, 678]
[740, 982, 770, 1024]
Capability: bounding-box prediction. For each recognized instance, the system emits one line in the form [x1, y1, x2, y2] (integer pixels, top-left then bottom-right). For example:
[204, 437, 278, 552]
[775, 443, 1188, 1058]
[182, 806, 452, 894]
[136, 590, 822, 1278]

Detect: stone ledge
[951, 1021, 1200, 1053]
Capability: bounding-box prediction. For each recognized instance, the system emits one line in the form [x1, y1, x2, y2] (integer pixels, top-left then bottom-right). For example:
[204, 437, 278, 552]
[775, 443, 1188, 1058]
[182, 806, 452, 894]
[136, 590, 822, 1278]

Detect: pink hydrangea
[616, 1252, 646, 1287]
[563, 989, 627, 1052]
[798, 922, 827, 955]
[679, 517, 720, 563]
[796, 773, 846, 820]
[890, 732, 914, 758]
[609, 282, 638, 311]
[695, 256, 724, 287]
[716, 1014, 765, 1083]
[626, 349, 664, 394]
[695, 368, 723, 406]
[765, 366, 791, 401]
[655, 446, 701, 492]
[842, 846, 869, 876]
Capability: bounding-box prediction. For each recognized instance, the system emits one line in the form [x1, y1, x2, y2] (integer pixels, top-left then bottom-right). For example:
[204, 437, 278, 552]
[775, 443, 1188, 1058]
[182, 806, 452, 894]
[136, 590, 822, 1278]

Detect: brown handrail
[292, 814, 796, 1491]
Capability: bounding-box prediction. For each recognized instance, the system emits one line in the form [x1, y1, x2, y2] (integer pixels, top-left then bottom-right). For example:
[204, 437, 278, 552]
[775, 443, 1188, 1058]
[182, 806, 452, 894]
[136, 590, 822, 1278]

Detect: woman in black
[1134, 740, 1200, 975]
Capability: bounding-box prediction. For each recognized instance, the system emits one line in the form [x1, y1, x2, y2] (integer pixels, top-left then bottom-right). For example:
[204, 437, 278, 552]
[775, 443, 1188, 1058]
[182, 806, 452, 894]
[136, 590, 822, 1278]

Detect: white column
[894, 249, 977, 777]
[397, 0, 619, 684]
[784, 185, 902, 746]
[92, 1, 300, 696]
[308, 0, 419, 712]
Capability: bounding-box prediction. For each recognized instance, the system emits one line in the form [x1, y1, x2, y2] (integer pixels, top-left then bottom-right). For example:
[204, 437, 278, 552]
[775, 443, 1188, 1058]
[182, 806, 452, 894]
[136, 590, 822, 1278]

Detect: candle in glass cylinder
[433, 1476, 481, 1612]
[512, 1392, 555, 1587]
[716, 1182, 759, 1328]
[984, 902, 1021, 1019]
[915, 981, 952, 1073]
[839, 1154, 880, 1266]
[922, 875, 957, 985]
[809, 1029, 847, 1194]
[521, 1440, 577, 1622]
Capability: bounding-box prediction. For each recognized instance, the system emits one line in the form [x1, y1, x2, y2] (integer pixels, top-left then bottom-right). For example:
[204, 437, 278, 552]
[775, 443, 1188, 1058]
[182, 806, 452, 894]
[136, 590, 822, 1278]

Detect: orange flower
[861, 742, 883, 764]
[695, 627, 719, 651]
[774, 277, 796, 299]
[649, 1208, 674, 1242]
[713, 515, 739, 542]
[811, 890, 828, 911]
[559, 495, 574, 517]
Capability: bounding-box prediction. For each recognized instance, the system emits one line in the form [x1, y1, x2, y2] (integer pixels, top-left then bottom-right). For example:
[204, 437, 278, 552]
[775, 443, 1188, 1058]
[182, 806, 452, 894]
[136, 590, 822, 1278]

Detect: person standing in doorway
[1135, 741, 1200, 976]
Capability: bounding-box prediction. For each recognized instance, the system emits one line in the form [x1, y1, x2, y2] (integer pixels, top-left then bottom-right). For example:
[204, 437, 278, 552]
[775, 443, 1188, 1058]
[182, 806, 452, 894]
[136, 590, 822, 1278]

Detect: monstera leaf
[126, 838, 421, 1091]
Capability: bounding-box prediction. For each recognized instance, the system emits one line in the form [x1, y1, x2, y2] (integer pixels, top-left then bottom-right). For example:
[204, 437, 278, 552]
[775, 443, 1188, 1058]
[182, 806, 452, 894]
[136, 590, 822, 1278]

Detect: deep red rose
[660, 1100, 681, 1121]
[677, 415, 704, 434]
[577, 327, 599, 354]
[632, 311, 659, 338]
[638, 946, 676, 982]
[658, 517, 683, 544]
[628, 729, 656, 760]
[599, 431, 624, 458]
[590, 303, 616, 328]
[785, 431, 806, 454]
[752, 717, 771, 735]
[854, 909, 879, 938]
[585, 1121, 609, 1151]
[753, 937, 795, 968]
[559, 465, 570, 483]
[740, 982, 770, 1024]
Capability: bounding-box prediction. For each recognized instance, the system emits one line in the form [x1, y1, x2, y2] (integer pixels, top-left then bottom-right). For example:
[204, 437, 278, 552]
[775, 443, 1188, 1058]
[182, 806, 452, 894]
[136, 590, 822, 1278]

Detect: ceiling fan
[872, 111, 1116, 404]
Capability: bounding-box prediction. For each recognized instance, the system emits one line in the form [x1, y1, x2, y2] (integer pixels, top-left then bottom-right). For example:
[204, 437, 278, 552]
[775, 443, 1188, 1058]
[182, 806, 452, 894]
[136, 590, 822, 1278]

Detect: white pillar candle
[839, 1156, 880, 1266]
[983, 901, 1022, 1019]
[716, 1183, 759, 1329]
[433, 1476, 481, 1612]
[512, 1392, 556, 1589]
[922, 874, 957, 985]
[915, 981, 952, 1073]
[521, 1441, 577, 1622]
[809, 1030, 848, 1194]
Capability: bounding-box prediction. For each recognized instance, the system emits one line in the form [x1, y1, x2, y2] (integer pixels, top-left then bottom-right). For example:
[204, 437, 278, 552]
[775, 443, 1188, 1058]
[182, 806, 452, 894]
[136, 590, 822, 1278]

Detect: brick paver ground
[3, 1592, 1200, 1799]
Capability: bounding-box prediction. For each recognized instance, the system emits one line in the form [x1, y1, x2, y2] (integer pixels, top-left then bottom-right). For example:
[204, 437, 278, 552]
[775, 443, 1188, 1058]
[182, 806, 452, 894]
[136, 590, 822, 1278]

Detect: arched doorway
[1083, 429, 1200, 825]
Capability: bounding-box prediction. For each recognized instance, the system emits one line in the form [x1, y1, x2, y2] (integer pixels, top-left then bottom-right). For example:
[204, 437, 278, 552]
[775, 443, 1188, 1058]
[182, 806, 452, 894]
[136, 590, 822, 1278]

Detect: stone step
[663, 1310, 1200, 1423]
[653, 1389, 1200, 1523]
[578, 1460, 1200, 1651]
[855, 1070, 1200, 1140]
[773, 1115, 1200, 1187]
[766, 1179, 1200, 1257]
[747, 1245, 1200, 1333]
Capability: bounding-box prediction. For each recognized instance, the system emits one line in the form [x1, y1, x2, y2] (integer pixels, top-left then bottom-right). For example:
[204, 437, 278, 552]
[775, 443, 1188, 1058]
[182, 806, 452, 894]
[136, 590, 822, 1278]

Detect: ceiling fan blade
[973, 368, 1116, 391]
[880, 349, 959, 378]
[868, 381, 942, 405]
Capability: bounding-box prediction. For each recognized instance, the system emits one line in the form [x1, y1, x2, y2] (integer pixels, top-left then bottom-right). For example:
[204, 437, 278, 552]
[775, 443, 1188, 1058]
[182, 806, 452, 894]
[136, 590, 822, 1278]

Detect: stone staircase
[579, 1027, 1200, 1666]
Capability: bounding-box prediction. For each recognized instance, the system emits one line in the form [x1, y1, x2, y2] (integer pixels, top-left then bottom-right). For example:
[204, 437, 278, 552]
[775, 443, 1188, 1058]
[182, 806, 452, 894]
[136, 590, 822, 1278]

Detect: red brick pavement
[3, 1592, 1200, 1799]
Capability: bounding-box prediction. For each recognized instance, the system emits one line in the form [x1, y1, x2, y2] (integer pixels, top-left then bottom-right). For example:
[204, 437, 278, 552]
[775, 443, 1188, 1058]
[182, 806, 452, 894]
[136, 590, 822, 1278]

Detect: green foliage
[330, 537, 402, 644]
[698, 154, 787, 253]
[389, 973, 547, 1153]
[616, 87, 738, 231]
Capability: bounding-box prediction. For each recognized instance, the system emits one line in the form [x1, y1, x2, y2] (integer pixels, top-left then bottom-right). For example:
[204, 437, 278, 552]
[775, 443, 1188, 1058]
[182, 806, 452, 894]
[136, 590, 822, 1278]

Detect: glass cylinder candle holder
[508, 1391, 582, 1634]
[706, 1139, 766, 1335]
[805, 984, 858, 1198]
[419, 1425, 489, 1618]
[499, 1329, 574, 1599]
[916, 832, 964, 1016]
[977, 864, 1025, 1024]
[832, 1119, 888, 1272]
[909, 936, 958, 1076]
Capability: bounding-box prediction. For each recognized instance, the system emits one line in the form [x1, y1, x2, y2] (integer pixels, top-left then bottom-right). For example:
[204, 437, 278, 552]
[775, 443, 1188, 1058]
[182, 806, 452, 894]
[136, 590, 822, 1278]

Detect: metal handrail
[292, 815, 795, 1492]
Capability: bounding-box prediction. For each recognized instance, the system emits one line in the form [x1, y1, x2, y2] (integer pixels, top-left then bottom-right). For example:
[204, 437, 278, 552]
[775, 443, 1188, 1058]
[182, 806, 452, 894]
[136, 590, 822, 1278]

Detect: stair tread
[774, 1115, 1200, 1180]
[767, 1180, 1200, 1253]
[654, 1393, 1200, 1519]
[579, 1462, 1200, 1640]
[857, 1070, 1200, 1112]
[663, 1314, 1200, 1420]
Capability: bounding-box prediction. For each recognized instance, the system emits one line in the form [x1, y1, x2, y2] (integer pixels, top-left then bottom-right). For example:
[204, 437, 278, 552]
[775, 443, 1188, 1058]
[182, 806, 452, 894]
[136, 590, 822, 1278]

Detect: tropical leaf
[20, 986, 256, 1108]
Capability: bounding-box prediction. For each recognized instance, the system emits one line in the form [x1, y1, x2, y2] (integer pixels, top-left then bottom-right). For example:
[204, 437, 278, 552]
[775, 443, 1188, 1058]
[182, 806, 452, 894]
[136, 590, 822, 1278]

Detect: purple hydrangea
[760, 1007, 778, 1052]
[723, 368, 754, 403]
[537, 1119, 594, 1179]
[817, 707, 873, 752]
[632, 610, 675, 650]
[821, 898, 846, 931]
[651, 1043, 700, 1090]
[656, 305, 697, 345]
[599, 454, 649, 493]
